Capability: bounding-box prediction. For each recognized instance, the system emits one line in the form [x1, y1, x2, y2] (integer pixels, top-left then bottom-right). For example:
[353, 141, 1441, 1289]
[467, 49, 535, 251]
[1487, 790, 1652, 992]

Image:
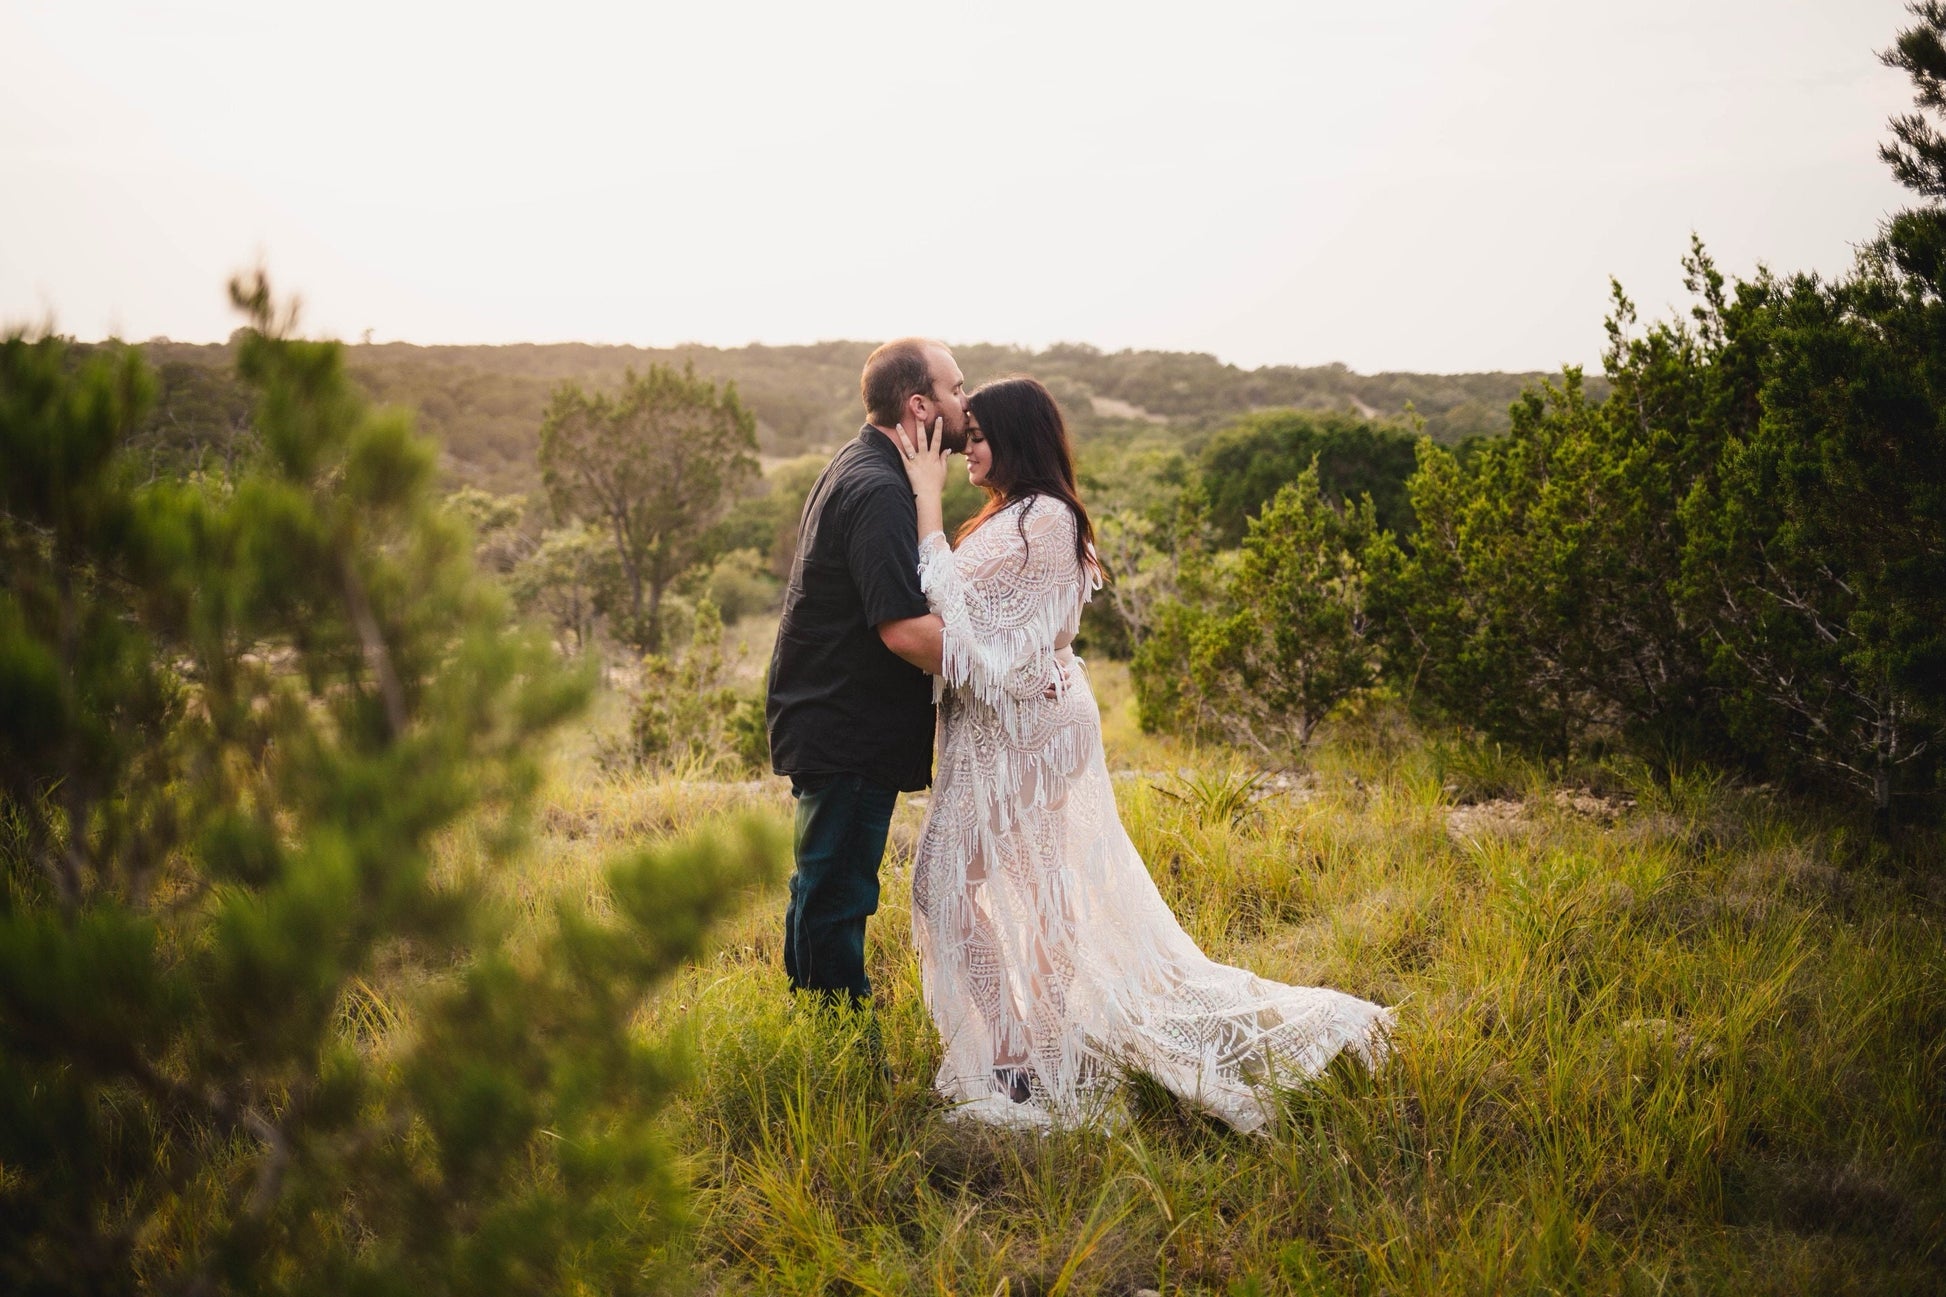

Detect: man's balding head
[861, 338, 944, 427]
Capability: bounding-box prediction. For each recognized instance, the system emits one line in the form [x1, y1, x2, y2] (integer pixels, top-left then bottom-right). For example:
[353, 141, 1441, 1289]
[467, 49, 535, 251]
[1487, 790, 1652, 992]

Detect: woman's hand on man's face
[895, 416, 953, 499]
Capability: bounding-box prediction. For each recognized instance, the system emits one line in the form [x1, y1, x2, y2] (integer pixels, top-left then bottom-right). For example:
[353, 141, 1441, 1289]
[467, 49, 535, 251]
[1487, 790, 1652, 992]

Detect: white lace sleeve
[918, 500, 1085, 712]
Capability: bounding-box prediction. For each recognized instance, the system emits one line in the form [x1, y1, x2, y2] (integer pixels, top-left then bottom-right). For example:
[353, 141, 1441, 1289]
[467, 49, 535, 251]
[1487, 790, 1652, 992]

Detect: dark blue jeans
[784, 772, 899, 1006]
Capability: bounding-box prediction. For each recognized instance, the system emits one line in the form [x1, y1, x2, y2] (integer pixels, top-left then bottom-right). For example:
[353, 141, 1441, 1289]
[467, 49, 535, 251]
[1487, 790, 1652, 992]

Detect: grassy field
[466, 661, 1944, 1295]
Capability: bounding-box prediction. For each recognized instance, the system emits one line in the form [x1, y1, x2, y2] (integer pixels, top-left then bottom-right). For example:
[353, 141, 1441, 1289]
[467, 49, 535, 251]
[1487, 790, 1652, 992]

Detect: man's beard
[940, 421, 969, 455]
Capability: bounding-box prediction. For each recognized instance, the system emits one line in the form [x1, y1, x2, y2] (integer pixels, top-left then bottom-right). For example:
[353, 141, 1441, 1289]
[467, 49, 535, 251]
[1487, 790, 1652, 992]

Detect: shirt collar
[858, 423, 905, 467]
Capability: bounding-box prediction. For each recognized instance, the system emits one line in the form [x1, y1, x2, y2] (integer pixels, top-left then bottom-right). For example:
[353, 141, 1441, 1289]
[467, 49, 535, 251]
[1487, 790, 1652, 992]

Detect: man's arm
[878, 613, 943, 676]
[881, 612, 1067, 697]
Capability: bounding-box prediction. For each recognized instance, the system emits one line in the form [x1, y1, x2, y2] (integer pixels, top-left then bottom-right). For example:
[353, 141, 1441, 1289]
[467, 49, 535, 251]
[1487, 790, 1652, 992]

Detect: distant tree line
[117, 335, 1580, 498]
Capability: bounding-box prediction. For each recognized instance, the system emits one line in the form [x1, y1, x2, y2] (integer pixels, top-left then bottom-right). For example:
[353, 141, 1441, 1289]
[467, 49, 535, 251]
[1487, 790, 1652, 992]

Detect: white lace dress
[912, 495, 1393, 1132]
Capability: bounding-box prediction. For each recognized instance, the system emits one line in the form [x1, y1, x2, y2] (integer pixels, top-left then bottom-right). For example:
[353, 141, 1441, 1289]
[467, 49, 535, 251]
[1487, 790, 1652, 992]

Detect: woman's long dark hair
[958, 377, 1104, 582]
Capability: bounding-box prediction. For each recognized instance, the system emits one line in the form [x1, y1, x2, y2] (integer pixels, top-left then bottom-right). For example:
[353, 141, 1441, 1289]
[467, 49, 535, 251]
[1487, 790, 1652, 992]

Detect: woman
[894, 377, 1392, 1131]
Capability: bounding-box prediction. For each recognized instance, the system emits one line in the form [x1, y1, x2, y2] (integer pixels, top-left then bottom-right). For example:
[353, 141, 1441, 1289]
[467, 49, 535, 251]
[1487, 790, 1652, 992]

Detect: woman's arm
[893, 423, 1073, 700]
[920, 500, 1080, 706]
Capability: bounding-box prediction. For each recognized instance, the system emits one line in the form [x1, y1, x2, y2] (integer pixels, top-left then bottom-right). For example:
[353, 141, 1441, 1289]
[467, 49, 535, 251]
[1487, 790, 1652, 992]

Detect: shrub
[1197, 407, 1421, 544]
[0, 280, 782, 1294]
[632, 597, 766, 774]
[695, 545, 782, 624]
[1134, 465, 1378, 759]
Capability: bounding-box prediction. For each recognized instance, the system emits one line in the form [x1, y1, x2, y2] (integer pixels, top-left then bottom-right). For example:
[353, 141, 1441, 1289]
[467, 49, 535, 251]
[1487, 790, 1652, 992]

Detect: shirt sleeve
[848, 479, 931, 627]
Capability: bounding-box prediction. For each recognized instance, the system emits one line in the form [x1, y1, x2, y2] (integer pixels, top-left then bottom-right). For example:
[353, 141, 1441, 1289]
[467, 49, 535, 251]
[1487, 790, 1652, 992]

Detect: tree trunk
[1872, 765, 1895, 839]
[610, 511, 648, 655]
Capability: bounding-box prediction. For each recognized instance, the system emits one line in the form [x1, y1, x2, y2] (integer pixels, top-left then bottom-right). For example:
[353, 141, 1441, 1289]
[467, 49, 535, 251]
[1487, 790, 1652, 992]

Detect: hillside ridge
[126, 337, 1602, 495]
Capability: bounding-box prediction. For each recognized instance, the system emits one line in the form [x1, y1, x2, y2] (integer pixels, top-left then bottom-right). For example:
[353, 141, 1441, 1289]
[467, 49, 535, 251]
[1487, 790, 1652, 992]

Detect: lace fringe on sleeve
[919, 498, 1092, 719]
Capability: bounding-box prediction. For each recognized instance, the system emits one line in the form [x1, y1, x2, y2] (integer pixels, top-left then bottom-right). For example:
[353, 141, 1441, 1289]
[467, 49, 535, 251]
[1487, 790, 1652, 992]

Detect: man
[764, 338, 967, 1006]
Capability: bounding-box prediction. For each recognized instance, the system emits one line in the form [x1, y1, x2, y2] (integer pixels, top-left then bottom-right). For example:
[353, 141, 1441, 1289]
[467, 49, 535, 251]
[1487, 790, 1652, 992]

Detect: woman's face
[964, 411, 992, 488]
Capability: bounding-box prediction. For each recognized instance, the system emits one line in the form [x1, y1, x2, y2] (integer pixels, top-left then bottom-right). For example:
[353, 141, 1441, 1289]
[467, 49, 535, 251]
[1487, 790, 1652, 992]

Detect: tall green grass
[437, 662, 1944, 1294]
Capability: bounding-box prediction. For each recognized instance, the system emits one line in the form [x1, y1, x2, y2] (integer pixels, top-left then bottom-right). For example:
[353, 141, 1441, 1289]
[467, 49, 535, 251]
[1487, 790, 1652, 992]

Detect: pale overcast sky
[0, 0, 1917, 372]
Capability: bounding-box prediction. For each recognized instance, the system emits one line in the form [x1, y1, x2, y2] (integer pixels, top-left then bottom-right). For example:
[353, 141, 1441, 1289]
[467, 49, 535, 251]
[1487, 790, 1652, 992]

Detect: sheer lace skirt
[911, 663, 1393, 1133]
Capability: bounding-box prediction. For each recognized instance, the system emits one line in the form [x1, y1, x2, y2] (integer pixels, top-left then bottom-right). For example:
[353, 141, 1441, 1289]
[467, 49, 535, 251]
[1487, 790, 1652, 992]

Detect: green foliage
[1680, 228, 1946, 808]
[1369, 367, 1714, 757]
[442, 485, 531, 574]
[1134, 468, 1379, 758]
[130, 353, 258, 480]
[0, 334, 172, 906]
[703, 452, 824, 579]
[1076, 442, 1195, 657]
[727, 693, 771, 773]
[631, 598, 766, 775]
[1131, 598, 1214, 740]
[1155, 764, 1270, 826]
[1357, 13, 1946, 805]
[687, 546, 781, 625]
[1126, 488, 1231, 737]
[1880, 1, 1946, 199]
[509, 521, 616, 655]
[0, 283, 783, 1294]
[1426, 736, 1535, 803]
[1197, 407, 1421, 545]
[1657, 15, 1946, 809]
[1356, 237, 1794, 766]
[1124, 8, 1946, 817]
[130, 336, 1570, 501]
[1366, 213, 1942, 808]
[1198, 467, 1381, 758]
[1096, 478, 1208, 655]
[539, 362, 757, 654]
